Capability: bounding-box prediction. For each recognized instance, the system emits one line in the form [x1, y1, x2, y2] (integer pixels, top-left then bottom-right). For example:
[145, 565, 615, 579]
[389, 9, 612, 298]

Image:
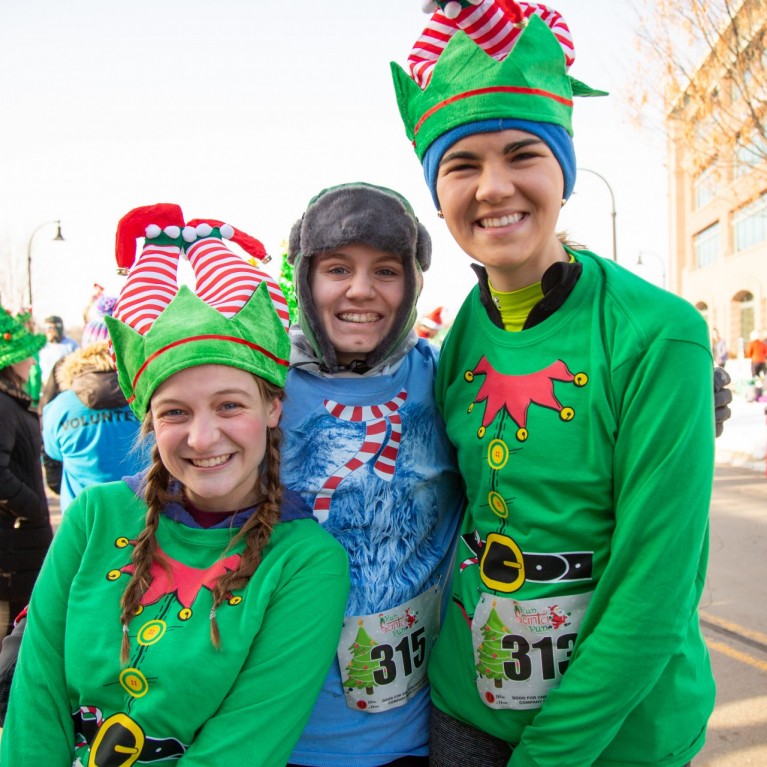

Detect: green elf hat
[0, 307, 46, 370]
[390, 0, 606, 162]
[106, 203, 291, 420]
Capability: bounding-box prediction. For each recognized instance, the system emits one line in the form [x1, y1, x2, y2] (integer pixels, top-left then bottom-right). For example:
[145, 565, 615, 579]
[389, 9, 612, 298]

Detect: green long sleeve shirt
[0, 480, 349, 767]
[431, 250, 716, 767]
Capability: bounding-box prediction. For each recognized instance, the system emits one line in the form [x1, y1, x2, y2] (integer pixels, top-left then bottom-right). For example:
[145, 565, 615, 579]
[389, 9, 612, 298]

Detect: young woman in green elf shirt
[0, 204, 349, 767]
[389, 2, 717, 766]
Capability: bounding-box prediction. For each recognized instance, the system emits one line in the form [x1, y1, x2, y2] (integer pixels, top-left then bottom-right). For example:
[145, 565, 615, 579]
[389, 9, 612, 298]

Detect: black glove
[714, 366, 732, 438]
[0, 614, 26, 726]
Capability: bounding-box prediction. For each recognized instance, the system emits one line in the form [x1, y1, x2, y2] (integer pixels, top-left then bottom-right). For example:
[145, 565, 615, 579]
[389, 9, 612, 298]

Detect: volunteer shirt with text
[431, 250, 716, 767]
[42, 389, 145, 511]
[0, 479, 349, 767]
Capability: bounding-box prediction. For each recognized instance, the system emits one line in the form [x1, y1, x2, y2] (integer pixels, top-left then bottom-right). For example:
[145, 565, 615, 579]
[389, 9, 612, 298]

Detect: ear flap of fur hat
[289, 183, 431, 371]
[415, 222, 431, 272]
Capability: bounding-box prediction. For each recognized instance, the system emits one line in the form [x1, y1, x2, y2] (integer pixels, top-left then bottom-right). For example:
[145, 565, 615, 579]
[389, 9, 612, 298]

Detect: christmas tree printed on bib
[472, 592, 591, 710]
[338, 586, 439, 713]
[342, 622, 381, 702]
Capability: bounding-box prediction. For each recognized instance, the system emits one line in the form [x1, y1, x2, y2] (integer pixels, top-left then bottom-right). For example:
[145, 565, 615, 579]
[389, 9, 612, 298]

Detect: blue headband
[423, 119, 576, 209]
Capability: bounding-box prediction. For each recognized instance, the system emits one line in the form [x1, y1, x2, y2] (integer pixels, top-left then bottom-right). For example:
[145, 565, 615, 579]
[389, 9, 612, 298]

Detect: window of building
[730, 74, 739, 104]
[734, 133, 767, 178]
[733, 291, 755, 353]
[733, 192, 767, 251]
[743, 66, 755, 94]
[693, 222, 720, 267]
[693, 165, 717, 208]
[731, 65, 756, 106]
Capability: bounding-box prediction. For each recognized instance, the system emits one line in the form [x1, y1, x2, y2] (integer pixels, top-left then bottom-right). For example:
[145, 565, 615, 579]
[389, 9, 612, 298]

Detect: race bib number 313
[338, 586, 440, 713]
[472, 591, 592, 710]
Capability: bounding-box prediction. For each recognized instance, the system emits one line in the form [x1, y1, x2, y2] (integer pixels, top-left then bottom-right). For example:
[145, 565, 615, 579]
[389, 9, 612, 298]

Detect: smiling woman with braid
[0, 203, 349, 767]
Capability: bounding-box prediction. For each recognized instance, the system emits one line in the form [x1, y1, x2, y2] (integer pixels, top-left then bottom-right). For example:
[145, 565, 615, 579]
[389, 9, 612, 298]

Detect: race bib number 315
[338, 586, 440, 713]
[472, 590, 592, 710]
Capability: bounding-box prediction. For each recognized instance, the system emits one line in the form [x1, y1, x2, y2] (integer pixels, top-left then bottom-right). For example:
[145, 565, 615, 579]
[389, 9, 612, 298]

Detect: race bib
[337, 585, 440, 713]
[472, 590, 592, 710]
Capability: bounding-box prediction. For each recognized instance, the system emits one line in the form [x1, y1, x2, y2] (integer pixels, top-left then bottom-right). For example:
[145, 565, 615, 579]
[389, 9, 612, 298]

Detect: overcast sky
[1, 0, 668, 329]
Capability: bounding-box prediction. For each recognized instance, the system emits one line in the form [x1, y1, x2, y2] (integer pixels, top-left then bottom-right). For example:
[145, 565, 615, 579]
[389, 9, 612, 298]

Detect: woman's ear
[266, 396, 283, 428]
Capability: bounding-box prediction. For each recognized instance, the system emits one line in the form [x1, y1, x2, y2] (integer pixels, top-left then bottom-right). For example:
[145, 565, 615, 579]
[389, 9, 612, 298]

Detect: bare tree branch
[630, 0, 767, 189]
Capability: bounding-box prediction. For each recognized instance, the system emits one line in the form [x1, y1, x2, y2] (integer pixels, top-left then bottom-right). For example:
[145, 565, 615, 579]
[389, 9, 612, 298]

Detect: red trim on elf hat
[128, 333, 290, 402]
[413, 85, 572, 137]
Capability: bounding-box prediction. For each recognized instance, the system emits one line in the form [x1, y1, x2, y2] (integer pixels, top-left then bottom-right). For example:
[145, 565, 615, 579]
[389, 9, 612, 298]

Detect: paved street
[47, 491, 60, 531]
[697, 465, 767, 766]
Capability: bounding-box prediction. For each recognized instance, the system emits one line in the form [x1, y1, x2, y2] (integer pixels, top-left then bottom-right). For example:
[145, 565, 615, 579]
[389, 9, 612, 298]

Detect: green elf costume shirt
[431, 251, 715, 766]
[0, 204, 350, 767]
[1, 480, 349, 767]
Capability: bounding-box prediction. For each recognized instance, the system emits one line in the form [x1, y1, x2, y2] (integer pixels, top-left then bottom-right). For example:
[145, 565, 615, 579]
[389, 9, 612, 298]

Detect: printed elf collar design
[106, 203, 290, 420]
[390, 0, 606, 161]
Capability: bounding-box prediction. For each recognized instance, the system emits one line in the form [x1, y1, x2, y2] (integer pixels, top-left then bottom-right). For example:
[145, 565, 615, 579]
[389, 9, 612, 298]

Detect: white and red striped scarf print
[312, 391, 408, 522]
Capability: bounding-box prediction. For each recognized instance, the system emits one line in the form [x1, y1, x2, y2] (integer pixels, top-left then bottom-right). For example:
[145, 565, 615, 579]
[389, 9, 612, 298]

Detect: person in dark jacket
[0, 307, 54, 638]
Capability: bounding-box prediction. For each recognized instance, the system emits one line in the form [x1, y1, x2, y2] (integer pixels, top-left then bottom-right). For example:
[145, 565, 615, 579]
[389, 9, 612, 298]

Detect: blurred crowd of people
[711, 326, 767, 402]
[0, 286, 146, 640]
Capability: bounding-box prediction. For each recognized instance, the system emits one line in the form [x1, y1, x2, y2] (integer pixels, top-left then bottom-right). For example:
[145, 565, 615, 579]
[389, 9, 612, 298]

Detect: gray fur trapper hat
[288, 182, 432, 371]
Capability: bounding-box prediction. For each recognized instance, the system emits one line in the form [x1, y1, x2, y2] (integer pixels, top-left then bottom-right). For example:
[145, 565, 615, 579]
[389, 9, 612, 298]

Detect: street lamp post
[577, 167, 618, 262]
[636, 251, 666, 289]
[26, 220, 65, 310]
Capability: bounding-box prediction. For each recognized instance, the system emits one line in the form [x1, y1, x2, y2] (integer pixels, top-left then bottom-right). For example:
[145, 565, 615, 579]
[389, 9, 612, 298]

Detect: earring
[437, 210, 444, 219]
[561, 199, 567, 208]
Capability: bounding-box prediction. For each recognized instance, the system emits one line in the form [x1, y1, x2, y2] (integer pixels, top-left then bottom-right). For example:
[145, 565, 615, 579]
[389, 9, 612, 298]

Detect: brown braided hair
[118, 375, 285, 664]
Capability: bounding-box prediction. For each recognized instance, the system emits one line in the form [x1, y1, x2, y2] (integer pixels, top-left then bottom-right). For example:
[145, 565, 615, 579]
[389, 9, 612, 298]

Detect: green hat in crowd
[0, 308, 45, 370]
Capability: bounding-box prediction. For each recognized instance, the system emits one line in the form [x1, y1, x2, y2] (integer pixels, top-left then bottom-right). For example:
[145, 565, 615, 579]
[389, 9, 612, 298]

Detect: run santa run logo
[378, 606, 418, 637]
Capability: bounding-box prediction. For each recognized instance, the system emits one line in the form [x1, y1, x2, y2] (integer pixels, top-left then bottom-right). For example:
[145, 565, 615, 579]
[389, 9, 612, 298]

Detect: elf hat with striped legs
[106, 203, 290, 420]
[391, 0, 605, 157]
[408, 0, 574, 91]
[391, 1, 607, 205]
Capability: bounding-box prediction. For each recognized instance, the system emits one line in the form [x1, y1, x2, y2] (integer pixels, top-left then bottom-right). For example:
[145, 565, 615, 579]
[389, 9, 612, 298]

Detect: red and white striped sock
[184, 221, 290, 329]
[408, 1, 575, 89]
[113, 244, 181, 336]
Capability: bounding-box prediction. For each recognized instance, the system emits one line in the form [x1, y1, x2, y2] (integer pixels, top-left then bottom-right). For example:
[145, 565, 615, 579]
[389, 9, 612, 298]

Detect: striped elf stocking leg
[112, 203, 185, 336]
[409, 0, 574, 88]
[183, 219, 290, 329]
